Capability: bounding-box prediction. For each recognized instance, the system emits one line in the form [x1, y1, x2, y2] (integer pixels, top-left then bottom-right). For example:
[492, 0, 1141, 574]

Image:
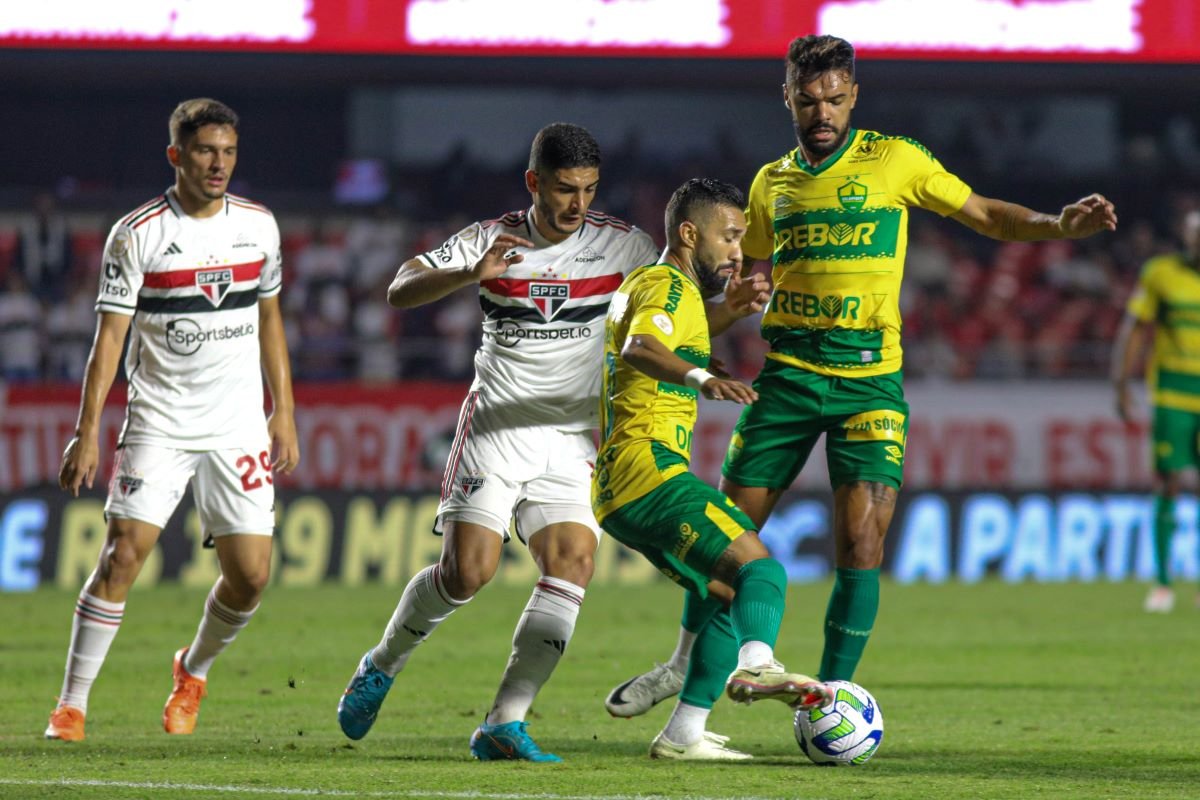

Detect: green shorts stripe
[721, 359, 908, 490]
[599, 472, 755, 597]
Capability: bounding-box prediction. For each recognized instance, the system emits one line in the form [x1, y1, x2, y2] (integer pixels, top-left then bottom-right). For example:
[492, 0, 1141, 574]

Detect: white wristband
[684, 368, 715, 390]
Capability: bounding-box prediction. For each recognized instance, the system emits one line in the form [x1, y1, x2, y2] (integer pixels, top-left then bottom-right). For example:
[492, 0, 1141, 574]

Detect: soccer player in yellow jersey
[594, 178, 832, 761]
[1113, 209, 1200, 613]
[606, 34, 1118, 717]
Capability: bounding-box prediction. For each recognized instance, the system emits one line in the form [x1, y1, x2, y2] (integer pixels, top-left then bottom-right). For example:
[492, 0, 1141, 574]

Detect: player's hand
[1115, 382, 1137, 423]
[59, 435, 100, 497]
[700, 377, 757, 405]
[267, 411, 301, 475]
[1058, 194, 1117, 238]
[469, 234, 536, 282]
[721, 270, 771, 318]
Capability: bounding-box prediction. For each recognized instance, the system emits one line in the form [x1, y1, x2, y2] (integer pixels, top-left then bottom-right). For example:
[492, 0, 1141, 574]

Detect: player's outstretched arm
[621, 333, 757, 405]
[951, 192, 1117, 242]
[1111, 313, 1152, 423]
[706, 268, 771, 337]
[60, 312, 131, 496]
[386, 233, 535, 308]
[258, 295, 300, 475]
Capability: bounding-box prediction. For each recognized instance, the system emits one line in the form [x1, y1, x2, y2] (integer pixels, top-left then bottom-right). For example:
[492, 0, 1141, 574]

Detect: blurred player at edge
[605, 34, 1118, 719]
[47, 98, 300, 741]
[1112, 209, 1200, 613]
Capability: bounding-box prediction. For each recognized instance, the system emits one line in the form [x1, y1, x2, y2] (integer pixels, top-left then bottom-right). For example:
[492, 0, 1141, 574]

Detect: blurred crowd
[0, 177, 1195, 386]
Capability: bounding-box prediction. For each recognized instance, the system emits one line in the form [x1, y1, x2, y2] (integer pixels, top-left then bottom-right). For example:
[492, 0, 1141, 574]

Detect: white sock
[485, 576, 584, 726]
[373, 565, 468, 677]
[666, 627, 698, 675]
[662, 701, 710, 746]
[737, 641, 774, 670]
[59, 591, 125, 713]
[182, 588, 257, 679]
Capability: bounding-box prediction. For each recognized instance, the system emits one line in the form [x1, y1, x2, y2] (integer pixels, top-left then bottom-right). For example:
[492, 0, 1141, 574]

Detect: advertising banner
[2, 1, 1197, 63]
[1, 488, 1190, 592]
[0, 381, 1150, 493]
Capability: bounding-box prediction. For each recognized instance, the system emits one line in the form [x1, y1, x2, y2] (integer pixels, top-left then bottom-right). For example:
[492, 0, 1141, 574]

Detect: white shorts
[105, 442, 275, 537]
[436, 391, 601, 543]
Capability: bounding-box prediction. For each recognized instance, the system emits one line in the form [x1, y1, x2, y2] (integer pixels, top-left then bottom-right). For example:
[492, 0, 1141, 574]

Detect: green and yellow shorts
[1152, 403, 1200, 474]
[721, 359, 908, 491]
[598, 472, 756, 596]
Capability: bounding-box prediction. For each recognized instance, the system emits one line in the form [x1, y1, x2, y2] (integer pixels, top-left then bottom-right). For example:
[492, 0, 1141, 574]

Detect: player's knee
[840, 531, 885, 568]
[98, 537, 147, 582]
[543, 549, 594, 587]
[241, 564, 272, 597]
[439, 555, 495, 599]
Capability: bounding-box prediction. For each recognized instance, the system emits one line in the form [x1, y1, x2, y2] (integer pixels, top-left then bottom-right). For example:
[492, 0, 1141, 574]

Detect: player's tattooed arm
[952, 192, 1116, 242]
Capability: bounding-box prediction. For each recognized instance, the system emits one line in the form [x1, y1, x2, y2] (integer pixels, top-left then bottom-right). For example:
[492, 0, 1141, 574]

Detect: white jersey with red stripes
[420, 207, 658, 431]
[97, 188, 283, 449]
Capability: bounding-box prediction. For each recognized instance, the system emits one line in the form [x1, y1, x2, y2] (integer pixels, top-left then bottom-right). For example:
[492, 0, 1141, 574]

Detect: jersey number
[237, 451, 274, 491]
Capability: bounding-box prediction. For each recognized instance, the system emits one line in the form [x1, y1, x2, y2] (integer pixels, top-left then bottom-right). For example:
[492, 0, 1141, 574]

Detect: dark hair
[785, 34, 856, 87]
[665, 178, 745, 239]
[528, 122, 602, 173]
[169, 98, 239, 147]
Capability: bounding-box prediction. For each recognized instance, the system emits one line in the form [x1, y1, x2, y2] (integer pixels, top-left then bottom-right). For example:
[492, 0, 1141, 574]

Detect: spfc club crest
[197, 268, 234, 307]
[530, 282, 569, 322]
[118, 475, 143, 497]
[460, 475, 486, 497]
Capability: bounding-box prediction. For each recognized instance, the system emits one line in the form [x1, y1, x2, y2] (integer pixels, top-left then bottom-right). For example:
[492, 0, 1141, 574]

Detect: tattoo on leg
[866, 481, 896, 506]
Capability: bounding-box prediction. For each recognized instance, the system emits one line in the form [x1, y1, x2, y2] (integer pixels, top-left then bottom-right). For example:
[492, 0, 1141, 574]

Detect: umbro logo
[543, 639, 567, 654]
[162, 241, 182, 256]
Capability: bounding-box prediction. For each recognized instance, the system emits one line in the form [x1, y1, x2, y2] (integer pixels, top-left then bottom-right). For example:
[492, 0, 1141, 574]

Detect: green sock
[678, 609, 737, 709]
[819, 567, 880, 682]
[681, 589, 723, 634]
[730, 558, 787, 649]
[1153, 495, 1174, 587]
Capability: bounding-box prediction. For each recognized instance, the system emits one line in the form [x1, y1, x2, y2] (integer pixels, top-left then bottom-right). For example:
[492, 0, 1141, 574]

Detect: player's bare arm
[258, 294, 300, 474]
[60, 312, 131, 496]
[1111, 314, 1152, 423]
[951, 192, 1117, 241]
[621, 333, 757, 405]
[706, 269, 771, 337]
[386, 233, 535, 308]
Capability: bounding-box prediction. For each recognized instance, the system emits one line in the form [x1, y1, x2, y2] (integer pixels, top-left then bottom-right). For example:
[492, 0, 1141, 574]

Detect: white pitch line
[0, 779, 792, 800]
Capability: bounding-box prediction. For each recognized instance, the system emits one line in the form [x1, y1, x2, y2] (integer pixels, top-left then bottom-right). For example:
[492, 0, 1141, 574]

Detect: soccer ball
[793, 680, 883, 766]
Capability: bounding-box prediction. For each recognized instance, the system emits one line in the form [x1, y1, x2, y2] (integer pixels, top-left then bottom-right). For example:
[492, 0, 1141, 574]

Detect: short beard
[695, 261, 729, 298]
[795, 121, 848, 160]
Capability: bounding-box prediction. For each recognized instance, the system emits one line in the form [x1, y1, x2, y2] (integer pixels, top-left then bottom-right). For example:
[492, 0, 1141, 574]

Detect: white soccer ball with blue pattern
[793, 680, 883, 766]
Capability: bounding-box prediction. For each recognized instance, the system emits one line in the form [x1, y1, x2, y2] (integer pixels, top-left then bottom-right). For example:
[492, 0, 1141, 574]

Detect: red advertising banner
[0, 380, 1153, 493]
[2, 0, 1197, 63]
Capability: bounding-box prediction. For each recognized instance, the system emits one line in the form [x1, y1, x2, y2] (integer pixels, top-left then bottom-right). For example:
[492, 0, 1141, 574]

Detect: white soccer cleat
[1144, 586, 1175, 613]
[725, 661, 832, 710]
[649, 730, 753, 761]
[605, 662, 684, 718]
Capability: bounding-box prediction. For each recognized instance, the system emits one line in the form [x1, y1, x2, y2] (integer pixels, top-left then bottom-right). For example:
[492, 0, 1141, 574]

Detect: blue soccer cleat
[337, 651, 394, 740]
[469, 720, 562, 763]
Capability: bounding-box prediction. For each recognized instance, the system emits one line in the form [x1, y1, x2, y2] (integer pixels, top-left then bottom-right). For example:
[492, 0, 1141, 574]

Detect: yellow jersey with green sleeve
[745, 128, 973, 377]
[1126, 253, 1200, 413]
[592, 263, 710, 523]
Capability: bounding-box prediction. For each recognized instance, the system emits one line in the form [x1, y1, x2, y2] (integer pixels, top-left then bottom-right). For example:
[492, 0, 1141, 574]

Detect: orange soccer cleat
[163, 648, 207, 735]
[45, 704, 86, 741]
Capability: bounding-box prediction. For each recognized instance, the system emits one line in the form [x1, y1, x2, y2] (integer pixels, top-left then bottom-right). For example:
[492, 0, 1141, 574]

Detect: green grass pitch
[2, 579, 1198, 799]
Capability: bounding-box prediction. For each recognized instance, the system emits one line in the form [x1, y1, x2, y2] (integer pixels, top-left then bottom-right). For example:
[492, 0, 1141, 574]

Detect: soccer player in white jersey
[46, 98, 300, 741]
[336, 123, 645, 762]
[337, 123, 657, 761]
